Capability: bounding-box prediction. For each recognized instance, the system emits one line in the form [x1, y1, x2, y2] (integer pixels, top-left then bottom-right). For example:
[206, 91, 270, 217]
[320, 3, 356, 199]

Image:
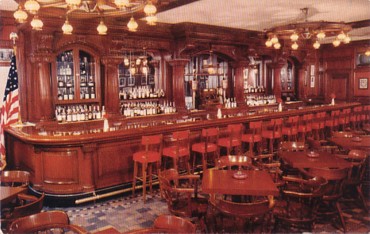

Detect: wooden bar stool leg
[142, 162, 147, 203]
[148, 163, 153, 194]
[202, 153, 207, 172]
[132, 161, 138, 195]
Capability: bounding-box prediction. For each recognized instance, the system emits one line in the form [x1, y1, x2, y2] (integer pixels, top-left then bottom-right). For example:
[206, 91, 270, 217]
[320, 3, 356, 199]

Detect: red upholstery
[162, 130, 191, 173]
[262, 118, 283, 153]
[312, 112, 326, 140]
[298, 113, 313, 141]
[192, 127, 219, 171]
[242, 121, 262, 154]
[282, 116, 299, 141]
[218, 124, 243, 156]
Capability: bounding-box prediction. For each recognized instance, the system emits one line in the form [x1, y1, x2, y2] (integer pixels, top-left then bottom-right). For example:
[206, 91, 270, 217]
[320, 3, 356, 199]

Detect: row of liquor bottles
[119, 86, 165, 100]
[121, 101, 177, 117]
[55, 104, 106, 122]
[244, 86, 266, 93]
[57, 87, 96, 101]
[245, 95, 277, 106]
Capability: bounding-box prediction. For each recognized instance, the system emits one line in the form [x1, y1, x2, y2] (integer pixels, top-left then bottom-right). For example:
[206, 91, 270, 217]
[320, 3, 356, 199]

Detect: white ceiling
[1, 0, 370, 41]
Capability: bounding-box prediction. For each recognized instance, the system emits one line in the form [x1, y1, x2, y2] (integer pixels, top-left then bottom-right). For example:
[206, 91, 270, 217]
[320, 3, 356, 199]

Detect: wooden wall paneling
[231, 60, 249, 106]
[101, 57, 121, 115]
[329, 72, 349, 100]
[354, 68, 370, 97]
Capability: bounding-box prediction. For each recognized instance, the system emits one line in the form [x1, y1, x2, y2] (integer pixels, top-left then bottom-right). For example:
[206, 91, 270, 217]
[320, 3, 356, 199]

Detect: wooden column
[101, 57, 121, 115]
[231, 60, 249, 106]
[168, 59, 189, 113]
[272, 61, 285, 99]
[29, 54, 54, 122]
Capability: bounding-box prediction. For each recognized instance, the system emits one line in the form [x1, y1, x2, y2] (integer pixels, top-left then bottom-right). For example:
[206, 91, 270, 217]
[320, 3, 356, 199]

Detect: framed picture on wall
[359, 78, 368, 89]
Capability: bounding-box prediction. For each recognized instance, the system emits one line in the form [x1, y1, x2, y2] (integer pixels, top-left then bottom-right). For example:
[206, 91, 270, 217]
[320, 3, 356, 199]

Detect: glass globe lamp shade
[146, 15, 157, 25]
[114, 0, 129, 8]
[343, 35, 351, 44]
[273, 42, 281, 49]
[62, 20, 73, 34]
[124, 58, 129, 66]
[97, 21, 108, 35]
[291, 42, 298, 50]
[14, 7, 28, 23]
[65, 0, 81, 8]
[24, 0, 40, 14]
[333, 38, 341, 47]
[129, 67, 136, 75]
[127, 17, 138, 32]
[290, 32, 299, 41]
[265, 39, 272, 47]
[135, 58, 141, 65]
[337, 31, 346, 41]
[365, 50, 370, 57]
[30, 16, 43, 30]
[144, 1, 157, 15]
[316, 31, 326, 40]
[313, 41, 321, 49]
[271, 35, 279, 44]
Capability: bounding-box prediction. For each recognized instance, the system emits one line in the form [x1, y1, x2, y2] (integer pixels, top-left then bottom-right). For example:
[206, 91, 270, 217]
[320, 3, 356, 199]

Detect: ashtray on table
[307, 151, 319, 158]
[233, 170, 247, 179]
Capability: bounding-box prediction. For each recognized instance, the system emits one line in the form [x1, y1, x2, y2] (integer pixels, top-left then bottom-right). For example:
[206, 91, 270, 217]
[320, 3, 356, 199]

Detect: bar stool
[298, 113, 313, 142]
[162, 130, 191, 174]
[339, 108, 351, 131]
[311, 112, 326, 140]
[282, 116, 298, 141]
[325, 110, 340, 137]
[262, 118, 283, 154]
[217, 124, 243, 156]
[132, 134, 163, 203]
[191, 127, 219, 172]
[350, 106, 362, 130]
[241, 121, 262, 155]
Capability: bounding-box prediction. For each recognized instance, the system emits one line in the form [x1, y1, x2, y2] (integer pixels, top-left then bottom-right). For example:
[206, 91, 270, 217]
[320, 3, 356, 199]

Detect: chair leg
[357, 185, 368, 212]
[132, 161, 138, 195]
[148, 163, 153, 194]
[202, 153, 207, 172]
[142, 162, 147, 203]
[335, 201, 346, 233]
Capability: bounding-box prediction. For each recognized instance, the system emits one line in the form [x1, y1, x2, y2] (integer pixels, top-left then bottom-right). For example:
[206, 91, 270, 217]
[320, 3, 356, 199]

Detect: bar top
[5, 102, 360, 146]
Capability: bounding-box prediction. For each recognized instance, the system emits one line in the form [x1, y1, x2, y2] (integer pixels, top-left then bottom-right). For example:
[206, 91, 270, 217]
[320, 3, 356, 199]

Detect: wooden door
[330, 73, 348, 100]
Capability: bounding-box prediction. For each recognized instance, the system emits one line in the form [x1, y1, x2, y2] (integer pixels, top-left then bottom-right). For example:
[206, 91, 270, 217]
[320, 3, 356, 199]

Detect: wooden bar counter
[4, 102, 360, 199]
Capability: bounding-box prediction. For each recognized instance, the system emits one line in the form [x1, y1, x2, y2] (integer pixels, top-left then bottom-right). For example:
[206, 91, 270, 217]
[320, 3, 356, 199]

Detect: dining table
[201, 169, 279, 196]
[329, 135, 370, 151]
[0, 186, 27, 205]
[278, 150, 352, 169]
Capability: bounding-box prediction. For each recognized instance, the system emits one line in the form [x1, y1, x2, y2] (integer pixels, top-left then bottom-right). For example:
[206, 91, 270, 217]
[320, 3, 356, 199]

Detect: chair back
[9, 210, 70, 233]
[248, 121, 262, 135]
[226, 123, 243, 147]
[141, 134, 163, 152]
[274, 176, 326, 232]
[11, 193, 45, 219]
[0, 170, 30, 187]
[270, 118, 283, 137]
[346, 150, 367, 184]
[172, 130, 190, 152]
[201, 127, 219, 153]
[307, 167, 349, 200]
[153, 215, 196, 233]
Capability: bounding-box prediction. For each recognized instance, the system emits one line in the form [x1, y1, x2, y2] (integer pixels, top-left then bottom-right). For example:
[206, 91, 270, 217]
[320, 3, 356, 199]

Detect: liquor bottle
[65, 64, 72, 76]
[68, 89, 74, 100]
[57, 90, 63, 101]
[90, 87, 96, 99]
[88, 76, 94, 87]
[58, 77, 65, 87]
[63, 89, 68, 100]
[88, 106, 93, 120]
[101, 106, 106, 118]
[96, 106, 102, 119]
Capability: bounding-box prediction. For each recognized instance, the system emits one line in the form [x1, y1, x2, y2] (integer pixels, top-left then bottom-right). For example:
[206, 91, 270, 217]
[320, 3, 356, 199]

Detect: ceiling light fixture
[265, 7, 352, 50]
[13, 0, 158, 34]
[62, 18, 73, 34]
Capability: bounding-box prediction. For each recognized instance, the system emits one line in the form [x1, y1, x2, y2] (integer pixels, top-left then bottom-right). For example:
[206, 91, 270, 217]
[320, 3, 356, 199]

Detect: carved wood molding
[82, 143, 98, 153]
[29, 53, 54, 63]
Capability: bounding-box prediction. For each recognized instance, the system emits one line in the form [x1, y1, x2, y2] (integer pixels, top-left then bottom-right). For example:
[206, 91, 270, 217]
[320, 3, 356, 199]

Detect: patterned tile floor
[44, 189, 370, 233]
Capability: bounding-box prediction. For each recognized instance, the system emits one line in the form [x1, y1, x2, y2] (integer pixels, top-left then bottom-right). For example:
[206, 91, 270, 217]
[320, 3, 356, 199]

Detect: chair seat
[241, 134, 262, 143]
[133, 151, 161, 163]
[311, 122, 324, 129]
[262, 130, 281, 139]
[163, 146, 190, 158]
[192, 142, 218, 154]
[218, 137, 241, 148]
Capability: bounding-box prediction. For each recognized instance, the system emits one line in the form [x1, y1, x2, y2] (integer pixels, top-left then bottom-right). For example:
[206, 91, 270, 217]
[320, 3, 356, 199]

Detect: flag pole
[10, 32, 22, 125]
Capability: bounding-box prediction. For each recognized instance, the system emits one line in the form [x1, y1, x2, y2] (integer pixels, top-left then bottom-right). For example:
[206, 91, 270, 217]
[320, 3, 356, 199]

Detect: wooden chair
[241, 121, 262, 155]
[325, 110, 340, 137]
[1, 193, 45, 230]
[311, 111, 326, 140]
[337, 150, 368, 212]
[158, 169, 208, 218]
[273, 176, 327, 232]
[132, 134, 163, 203]
[0, 170, 30, 187]
[208, 195, 274, 233]
[306, 167, 349, 233]
[162, 130, 191, 174]
[298, 113, 313, 141]
[217, 124, 243, 156]
[191, 127, 219, 172]
[282, 116, 299, 141]
[8, 210, 87, 233]
[153, 215, 196, 233]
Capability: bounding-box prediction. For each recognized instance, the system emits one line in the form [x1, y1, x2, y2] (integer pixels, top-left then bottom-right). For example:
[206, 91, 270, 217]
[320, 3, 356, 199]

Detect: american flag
[0, 54, 19, 168]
